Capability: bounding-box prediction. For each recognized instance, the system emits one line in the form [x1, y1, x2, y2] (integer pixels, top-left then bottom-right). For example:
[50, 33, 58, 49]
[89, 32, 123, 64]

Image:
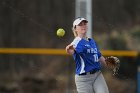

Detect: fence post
[138, 66, 140, 93]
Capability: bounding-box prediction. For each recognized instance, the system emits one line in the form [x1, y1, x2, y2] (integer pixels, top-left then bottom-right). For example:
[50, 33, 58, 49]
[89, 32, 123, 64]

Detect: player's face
[76, 21, 88, 35]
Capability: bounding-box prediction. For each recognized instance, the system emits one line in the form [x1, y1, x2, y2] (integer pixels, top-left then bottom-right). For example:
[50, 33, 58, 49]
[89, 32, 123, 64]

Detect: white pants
[75, 71, 109, 93]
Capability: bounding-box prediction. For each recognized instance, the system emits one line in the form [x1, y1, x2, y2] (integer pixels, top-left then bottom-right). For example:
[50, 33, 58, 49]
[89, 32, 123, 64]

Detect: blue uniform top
[71, 37, 102, 75]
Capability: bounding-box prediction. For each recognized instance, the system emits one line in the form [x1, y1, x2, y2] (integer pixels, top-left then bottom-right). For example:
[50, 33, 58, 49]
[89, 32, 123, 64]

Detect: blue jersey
[71, 37, 102, 75]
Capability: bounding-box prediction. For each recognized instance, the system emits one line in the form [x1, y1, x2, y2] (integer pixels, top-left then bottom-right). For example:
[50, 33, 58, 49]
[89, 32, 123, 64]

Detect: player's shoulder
[89, 38, 96, 43]
[88, 37, 94, 41]
[71, 37, 82, 48]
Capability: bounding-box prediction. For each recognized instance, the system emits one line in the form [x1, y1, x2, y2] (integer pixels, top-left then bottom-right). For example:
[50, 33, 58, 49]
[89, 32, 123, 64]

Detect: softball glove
[105, 56, 120, 75]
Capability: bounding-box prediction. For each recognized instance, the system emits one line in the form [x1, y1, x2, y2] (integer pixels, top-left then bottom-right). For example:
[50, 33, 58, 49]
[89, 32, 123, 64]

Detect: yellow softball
[56, 28, 65, 37]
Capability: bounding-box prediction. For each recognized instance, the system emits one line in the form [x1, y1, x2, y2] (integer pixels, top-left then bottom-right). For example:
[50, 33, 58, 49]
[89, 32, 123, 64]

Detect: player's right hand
[65, 44, 75, 55]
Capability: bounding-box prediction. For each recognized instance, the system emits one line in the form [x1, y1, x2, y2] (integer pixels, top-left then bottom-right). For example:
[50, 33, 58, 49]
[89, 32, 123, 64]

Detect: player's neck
[78, 35, 88, 41]
[83, 37, 89, 41]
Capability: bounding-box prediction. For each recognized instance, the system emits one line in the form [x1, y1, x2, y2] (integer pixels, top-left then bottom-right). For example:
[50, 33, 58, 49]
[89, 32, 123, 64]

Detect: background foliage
[0, 0, 139, 93]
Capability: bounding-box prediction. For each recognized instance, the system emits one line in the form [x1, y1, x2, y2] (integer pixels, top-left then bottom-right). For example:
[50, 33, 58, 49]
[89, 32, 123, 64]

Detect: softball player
[66, 17, 109, 93]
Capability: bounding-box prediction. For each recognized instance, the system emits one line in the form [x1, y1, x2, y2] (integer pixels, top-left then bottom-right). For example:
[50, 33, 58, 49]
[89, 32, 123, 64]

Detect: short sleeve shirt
[71, 37, 102, 74]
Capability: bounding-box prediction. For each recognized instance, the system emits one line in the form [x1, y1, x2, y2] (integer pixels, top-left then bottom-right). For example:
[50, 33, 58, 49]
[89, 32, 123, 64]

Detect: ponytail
[72, 27, 78, 37]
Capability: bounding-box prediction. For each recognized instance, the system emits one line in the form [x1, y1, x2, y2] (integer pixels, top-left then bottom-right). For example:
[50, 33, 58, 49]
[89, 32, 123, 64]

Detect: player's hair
[72, 26, 78, 37]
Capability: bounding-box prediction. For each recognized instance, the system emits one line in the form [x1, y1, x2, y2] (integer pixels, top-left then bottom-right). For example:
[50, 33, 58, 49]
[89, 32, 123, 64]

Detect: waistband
[78, 69, 100, 76]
